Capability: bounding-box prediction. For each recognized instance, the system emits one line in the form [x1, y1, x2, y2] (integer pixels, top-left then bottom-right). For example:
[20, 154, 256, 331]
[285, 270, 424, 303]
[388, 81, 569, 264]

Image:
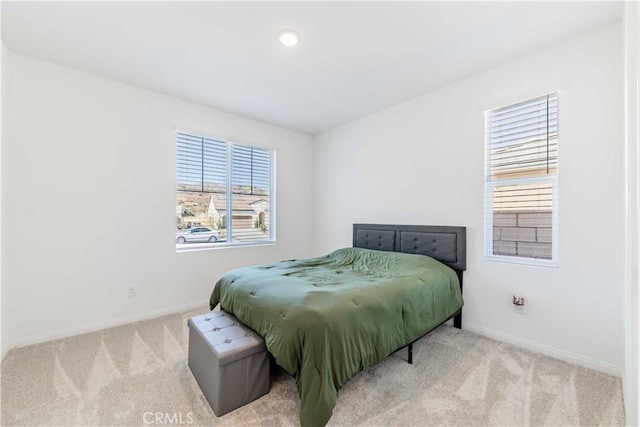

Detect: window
[484, 93, 558, 265]
[176, 132, 275, 250]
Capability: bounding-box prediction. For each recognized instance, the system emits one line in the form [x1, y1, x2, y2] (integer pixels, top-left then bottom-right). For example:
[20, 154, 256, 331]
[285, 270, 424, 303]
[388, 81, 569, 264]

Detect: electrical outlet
[513, 294, 525, 314]
[128, 286, 137, 297]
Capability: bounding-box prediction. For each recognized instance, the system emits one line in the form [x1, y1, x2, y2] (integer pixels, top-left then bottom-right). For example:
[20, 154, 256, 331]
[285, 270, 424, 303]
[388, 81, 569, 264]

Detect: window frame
[175, 129, 276, 252]
[483, 94, 559, 267]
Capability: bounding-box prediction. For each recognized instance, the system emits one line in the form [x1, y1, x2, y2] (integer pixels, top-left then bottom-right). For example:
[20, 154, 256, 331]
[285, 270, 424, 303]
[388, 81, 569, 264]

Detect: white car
[176, 227, 221, 244]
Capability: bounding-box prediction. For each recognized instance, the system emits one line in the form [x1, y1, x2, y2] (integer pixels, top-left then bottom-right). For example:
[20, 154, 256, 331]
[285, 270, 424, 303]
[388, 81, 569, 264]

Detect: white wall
[624, 1, 639, 424]
[1, 13, 629, 386]
[313, 24, 625, 374]
[2, 52, 314, 348]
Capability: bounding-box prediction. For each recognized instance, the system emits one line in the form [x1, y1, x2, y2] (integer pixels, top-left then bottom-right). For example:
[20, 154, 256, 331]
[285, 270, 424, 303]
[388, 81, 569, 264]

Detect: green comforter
[209, 247, 463, 426]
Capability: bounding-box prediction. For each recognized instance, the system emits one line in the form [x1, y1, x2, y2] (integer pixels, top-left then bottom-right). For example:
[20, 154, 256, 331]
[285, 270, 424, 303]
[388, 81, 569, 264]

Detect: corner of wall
[624, 0, 640, 425]
[0, 26, 6, 361]
[1, 7, 12, 361]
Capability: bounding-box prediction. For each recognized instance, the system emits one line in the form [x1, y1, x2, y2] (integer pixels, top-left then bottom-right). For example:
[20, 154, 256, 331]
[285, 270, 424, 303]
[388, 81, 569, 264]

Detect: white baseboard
[2, 300, 208, 354]
[462, 322, 623, 377]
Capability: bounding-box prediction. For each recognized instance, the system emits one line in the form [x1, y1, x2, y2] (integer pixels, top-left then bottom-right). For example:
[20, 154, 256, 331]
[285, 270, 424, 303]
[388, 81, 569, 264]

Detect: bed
[209, 224, 466, 426]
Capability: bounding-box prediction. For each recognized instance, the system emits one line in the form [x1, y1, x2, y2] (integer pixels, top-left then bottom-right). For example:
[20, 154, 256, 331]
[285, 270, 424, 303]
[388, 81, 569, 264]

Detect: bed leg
[454, 312, 462, 329]
[408, 343, 413, 364]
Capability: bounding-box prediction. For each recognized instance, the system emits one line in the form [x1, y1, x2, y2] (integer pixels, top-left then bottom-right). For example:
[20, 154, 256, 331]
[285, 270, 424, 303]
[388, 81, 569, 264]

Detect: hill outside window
[484, 93, 558, 266]
[176, 131, 275, 251]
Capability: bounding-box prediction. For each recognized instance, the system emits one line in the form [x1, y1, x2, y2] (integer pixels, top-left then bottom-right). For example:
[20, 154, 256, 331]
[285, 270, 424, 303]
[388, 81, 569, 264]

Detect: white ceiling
[1, 1, 623, 135]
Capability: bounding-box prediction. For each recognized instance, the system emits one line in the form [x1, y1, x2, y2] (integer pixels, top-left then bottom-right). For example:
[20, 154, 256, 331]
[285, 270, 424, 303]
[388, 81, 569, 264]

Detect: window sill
[177, 241, 276, 253]
[485, 254, 558, 268]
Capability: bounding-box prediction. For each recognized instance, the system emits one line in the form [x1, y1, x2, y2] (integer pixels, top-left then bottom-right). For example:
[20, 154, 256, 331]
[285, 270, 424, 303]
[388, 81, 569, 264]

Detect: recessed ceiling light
[279, 29, 299, 47]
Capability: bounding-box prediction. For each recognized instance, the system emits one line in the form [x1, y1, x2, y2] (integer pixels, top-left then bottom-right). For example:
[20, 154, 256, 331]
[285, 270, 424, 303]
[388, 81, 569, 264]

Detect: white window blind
[231, 145, 272, 195]
[176, 132, 275, 250]
[176, 133, 227, 193]
[230, 145, 274, 242]
[485, 93, 558, 265]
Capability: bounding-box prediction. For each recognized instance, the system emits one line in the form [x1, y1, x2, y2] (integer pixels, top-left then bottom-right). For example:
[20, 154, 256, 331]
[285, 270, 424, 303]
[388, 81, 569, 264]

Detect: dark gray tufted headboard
[353, 224, 466, 272]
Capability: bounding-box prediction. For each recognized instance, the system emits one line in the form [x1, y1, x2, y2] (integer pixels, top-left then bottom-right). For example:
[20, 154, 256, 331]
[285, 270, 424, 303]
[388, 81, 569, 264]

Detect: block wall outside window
[493, 211, 552, 259]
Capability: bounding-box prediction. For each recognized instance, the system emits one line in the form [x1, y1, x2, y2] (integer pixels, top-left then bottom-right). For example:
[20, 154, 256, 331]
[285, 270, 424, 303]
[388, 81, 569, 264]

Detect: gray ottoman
[187, 311, 270, 416]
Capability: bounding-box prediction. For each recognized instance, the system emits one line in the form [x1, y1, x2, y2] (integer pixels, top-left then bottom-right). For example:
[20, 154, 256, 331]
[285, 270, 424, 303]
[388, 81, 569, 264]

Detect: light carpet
[1, 307, 625, 426]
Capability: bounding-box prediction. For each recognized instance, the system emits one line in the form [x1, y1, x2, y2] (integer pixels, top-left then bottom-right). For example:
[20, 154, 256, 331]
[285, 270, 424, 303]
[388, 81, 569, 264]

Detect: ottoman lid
[189, 311, 267, 367]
